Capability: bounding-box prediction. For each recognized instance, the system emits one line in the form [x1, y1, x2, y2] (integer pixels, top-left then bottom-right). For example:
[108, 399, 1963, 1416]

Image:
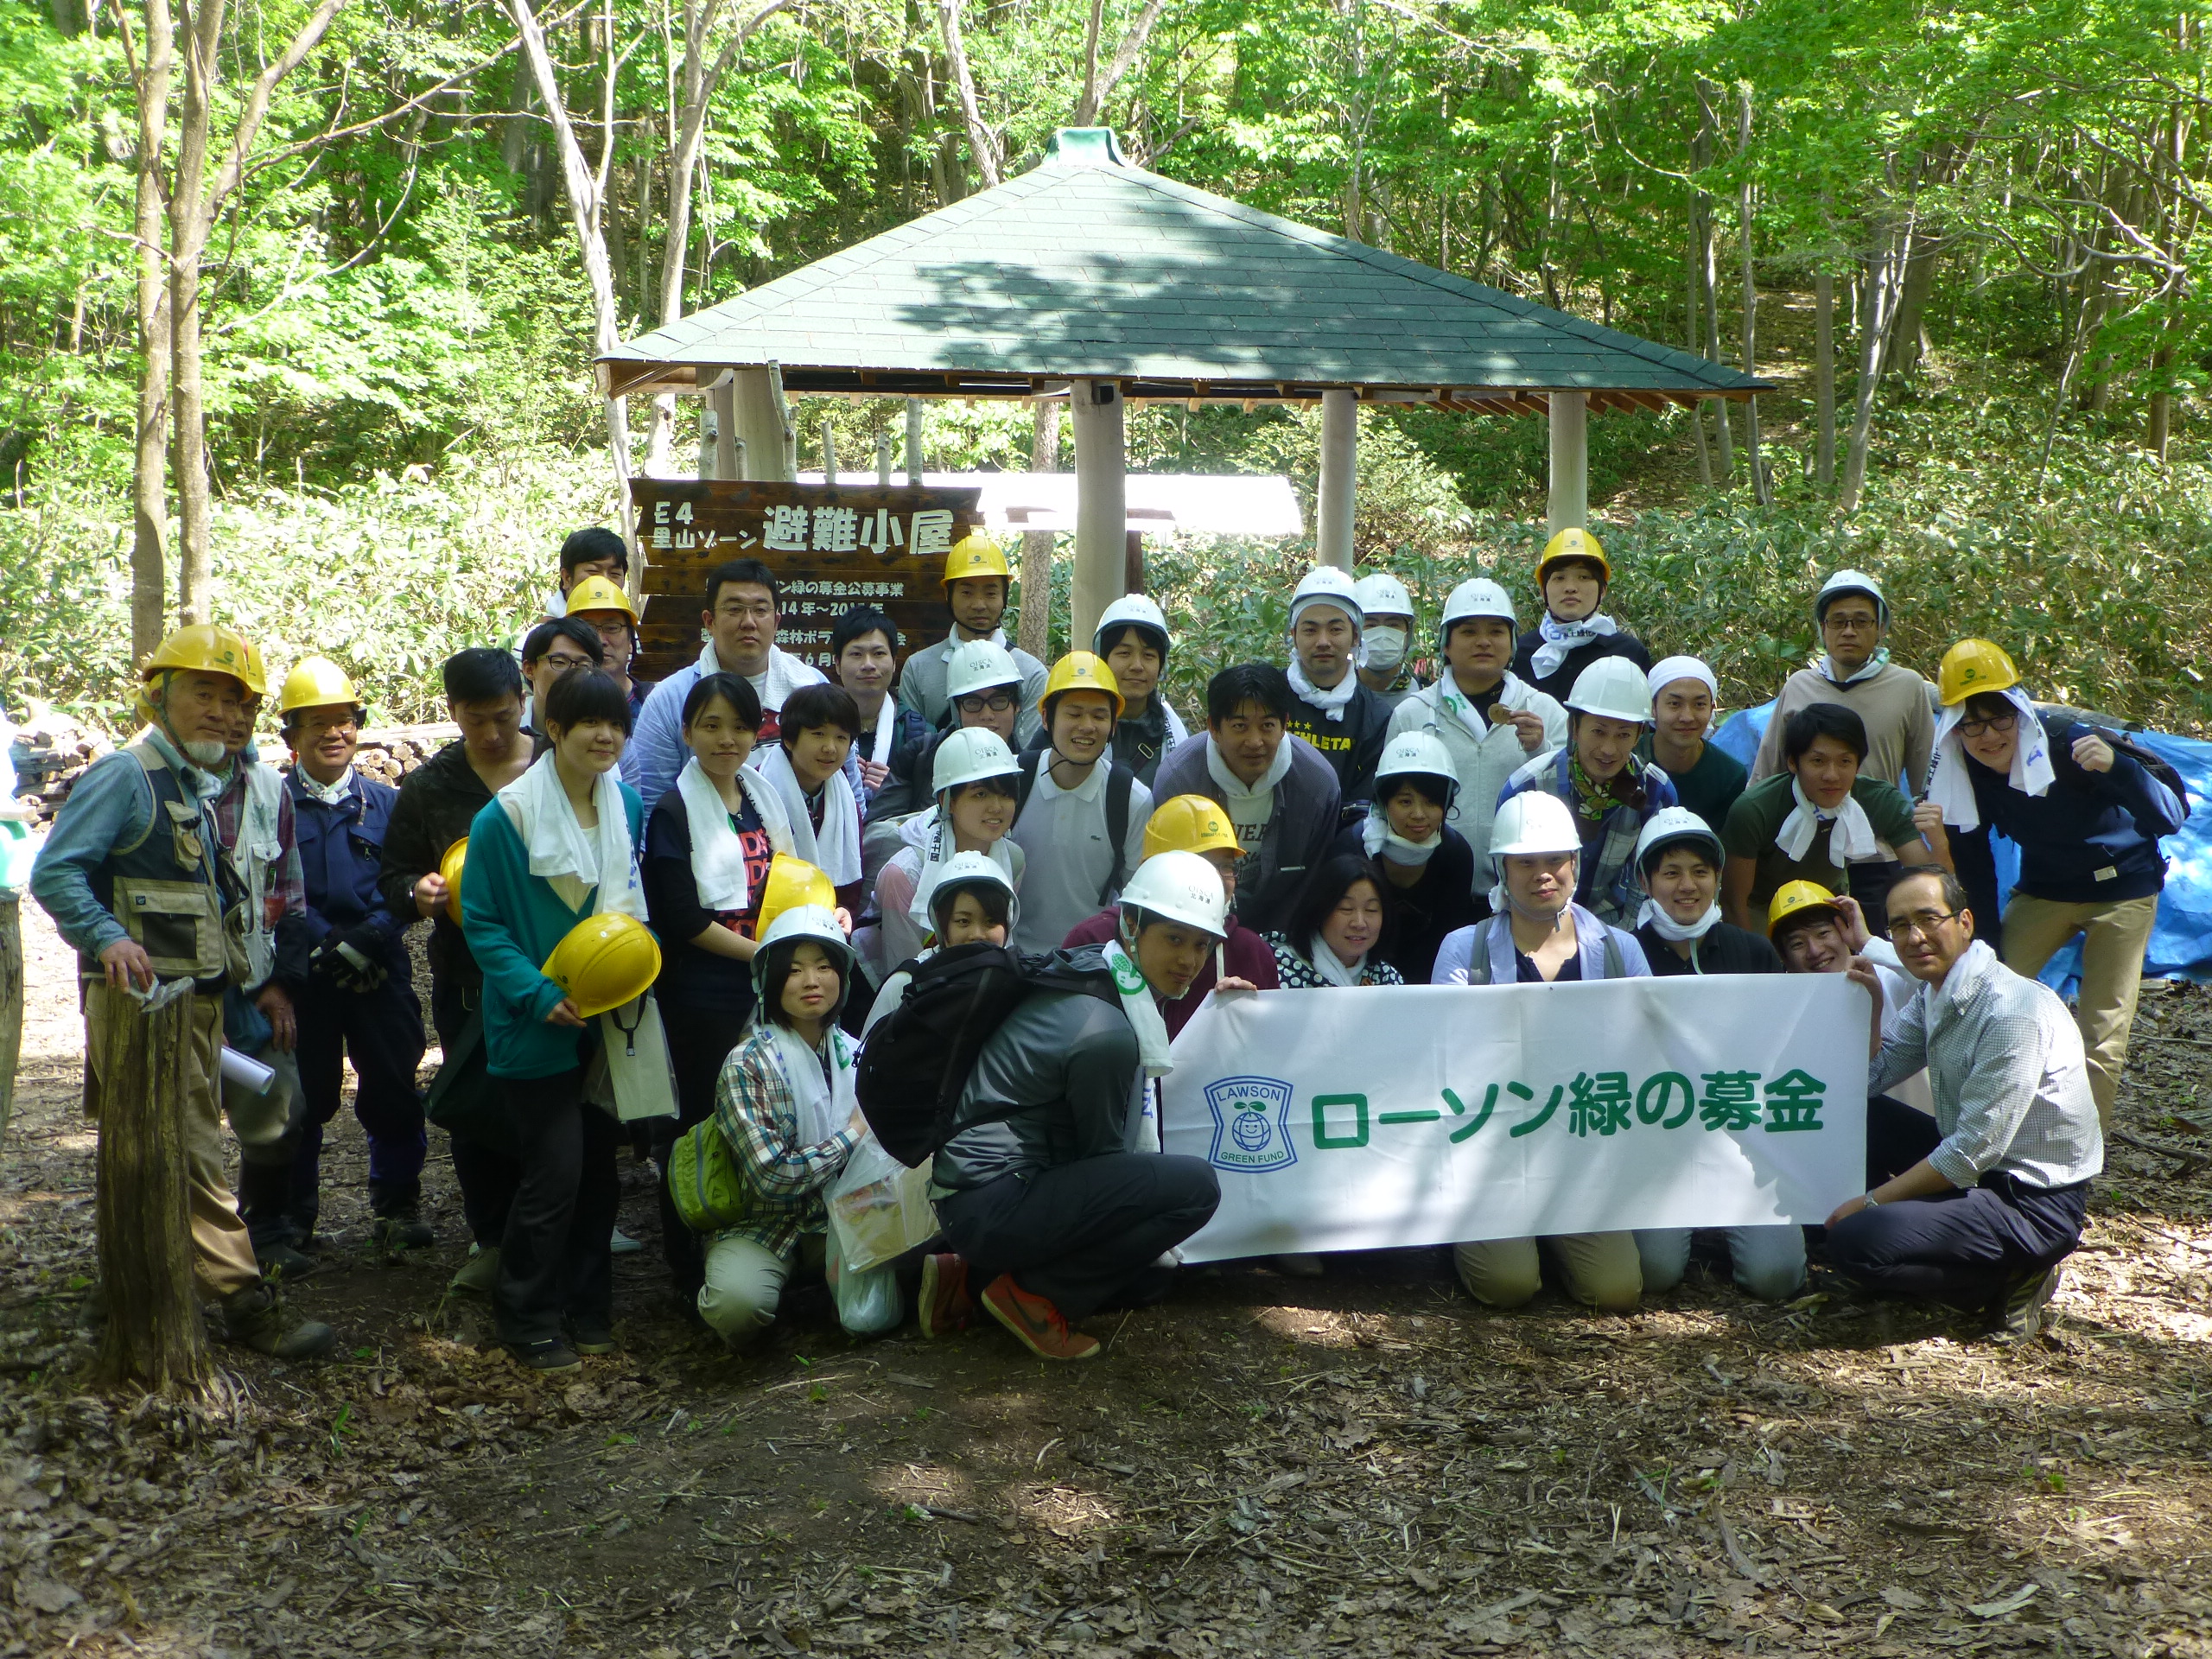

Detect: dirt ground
[1, 884, 2209, 1659]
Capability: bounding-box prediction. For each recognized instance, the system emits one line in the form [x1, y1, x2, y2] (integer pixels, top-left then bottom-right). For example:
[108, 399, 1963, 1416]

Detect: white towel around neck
[761, 1020, 855, 1148]
[866, 697, 898, 768]
[1530, 612, 1619, 681]
[695, 639, 819, 715]
[1926, 686, 2055, 830]
[1774, 777, 1880, 865]
[1103, 938, 1175, 1078]
[752, 743, 861, 887]
[906, 811, 1020, 932]
[675, 755, 792, 912]
[1362, 804, 1441, 868]
[1286, 658, 1358, 721]
[1306, 937, 1368, 987]
[1636, 897, 1720, 941]
[1205, 734, 1294, 819]
[497, 752, 646, 920]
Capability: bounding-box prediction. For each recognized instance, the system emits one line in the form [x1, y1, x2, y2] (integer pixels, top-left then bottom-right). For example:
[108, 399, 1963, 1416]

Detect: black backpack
[854, 943, 1120, 1167]
[1014, 749, 1137, 906]
[2039, 712, 2190, 816]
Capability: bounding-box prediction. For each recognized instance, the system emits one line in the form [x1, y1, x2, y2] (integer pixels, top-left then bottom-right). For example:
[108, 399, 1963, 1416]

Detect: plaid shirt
[210, 760, 306, 931]
[1501, 749, 1678, 927]
[711, 1023, 860, 1256]
[1871, 939, 2104, 1190]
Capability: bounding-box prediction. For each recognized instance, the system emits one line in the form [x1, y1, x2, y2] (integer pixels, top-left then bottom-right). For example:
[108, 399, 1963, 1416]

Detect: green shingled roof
[601, 130, 1767, 406]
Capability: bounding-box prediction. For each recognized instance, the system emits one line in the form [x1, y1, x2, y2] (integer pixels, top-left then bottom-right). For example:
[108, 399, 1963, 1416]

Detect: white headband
[1647, 655, 1717, 702]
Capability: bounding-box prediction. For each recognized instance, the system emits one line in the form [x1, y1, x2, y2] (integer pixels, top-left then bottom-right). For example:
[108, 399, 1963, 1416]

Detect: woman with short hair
[1264, 853, 1405, 989]
[1331, 731, 1478, 983]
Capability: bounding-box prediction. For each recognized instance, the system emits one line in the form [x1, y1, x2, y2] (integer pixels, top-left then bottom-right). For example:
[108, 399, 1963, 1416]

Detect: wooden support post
[730, 368, 794, 482]
[1316, 388, 1357, 570]
[711, 377, 738, 483]
[821, 417, 838, 485]
[1124, 531, 1146, 596]
[905, 397, 925, 484]
[1547, 391, 1588, 539]
[876, 429, 893, 486]
[91, 987, 210, 1396]
[1070, 378, 1127, 650]
[697, 405, 718, 480]
[1020, 397, 1061, 663]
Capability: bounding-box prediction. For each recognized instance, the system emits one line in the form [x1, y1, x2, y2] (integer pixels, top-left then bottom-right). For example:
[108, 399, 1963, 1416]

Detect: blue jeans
[1634, 1224, 1807, 1302]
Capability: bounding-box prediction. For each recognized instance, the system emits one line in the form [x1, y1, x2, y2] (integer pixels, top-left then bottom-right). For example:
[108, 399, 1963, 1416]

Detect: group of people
[30, 523, 2183, 1367]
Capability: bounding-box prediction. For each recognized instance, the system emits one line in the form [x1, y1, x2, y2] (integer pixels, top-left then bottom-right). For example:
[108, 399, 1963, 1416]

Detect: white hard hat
[1440, 578, 1517, 636]
[1289, 567, 1364, 632]
[1489, 791, 1581, 859]
[1815, 568, 1889, 626]
[1116, 848, 1229, 940]
[1565, 656, 1654, 725]
[944, 639, 1023, 702]
[1353, 572, 1415, 621]
[750, 904, 855, 1001]
[1094, 593, 1172, 656]
[1374, 731, 1460, 802]
[1633, 805, 1724, 875]
[931, 727, 1022, 796]
[923, 849, 1019, 931]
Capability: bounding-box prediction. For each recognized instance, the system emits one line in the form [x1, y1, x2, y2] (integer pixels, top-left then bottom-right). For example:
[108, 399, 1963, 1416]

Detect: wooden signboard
[630, 480, 985, 686]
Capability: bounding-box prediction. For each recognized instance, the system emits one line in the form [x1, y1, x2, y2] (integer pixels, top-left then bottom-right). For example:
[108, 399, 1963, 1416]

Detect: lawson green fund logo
[1204, 1077, 1297, 1173]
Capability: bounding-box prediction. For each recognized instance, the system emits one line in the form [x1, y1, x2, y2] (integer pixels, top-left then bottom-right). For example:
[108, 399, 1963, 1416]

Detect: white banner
[1160, 976, 1869, 1263]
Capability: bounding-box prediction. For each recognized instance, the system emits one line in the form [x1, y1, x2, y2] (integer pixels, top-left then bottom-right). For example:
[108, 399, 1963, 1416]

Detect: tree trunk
[644, 0, 791, 474]
[92, 988, 211, 1398]
[1840, 214, 1914, 513]
[1814, 268, 1836, 488]
[130, 0, 175, 657]
[1020, 398, 1059, 662]
[1686, 207, 1712, 485]
[1888, 238, 1942, 380]
[167, 0, 226, 626]
[510, 0, 633, 523]
[1692, 85, 1732, 480]
[0, 899, 21, 1153]
[1737, 84, 1766, 505]
[939, 0, 999, 188]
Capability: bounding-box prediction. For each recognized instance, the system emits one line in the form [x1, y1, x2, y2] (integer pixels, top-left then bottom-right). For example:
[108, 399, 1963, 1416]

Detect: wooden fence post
[0, 896, 21, 1152]
[91, 988, 210, 1395]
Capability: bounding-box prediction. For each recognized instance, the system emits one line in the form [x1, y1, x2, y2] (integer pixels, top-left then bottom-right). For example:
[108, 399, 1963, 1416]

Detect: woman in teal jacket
[462, 669, 648, 1372]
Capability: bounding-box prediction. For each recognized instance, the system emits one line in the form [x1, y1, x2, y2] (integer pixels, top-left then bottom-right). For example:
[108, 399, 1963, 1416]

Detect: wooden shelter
[601, 129, 1768, 642]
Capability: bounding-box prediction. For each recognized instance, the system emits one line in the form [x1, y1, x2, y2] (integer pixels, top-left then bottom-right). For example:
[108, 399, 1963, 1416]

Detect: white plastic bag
[824, 1226, 901, 1336]
[827, 1134, 938, 1274]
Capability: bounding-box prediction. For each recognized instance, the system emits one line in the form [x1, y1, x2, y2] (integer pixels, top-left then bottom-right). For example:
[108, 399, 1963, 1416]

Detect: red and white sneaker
[980, 1274, 1100, 1361]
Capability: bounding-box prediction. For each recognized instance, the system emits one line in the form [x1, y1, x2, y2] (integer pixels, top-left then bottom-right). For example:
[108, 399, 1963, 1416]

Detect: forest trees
[1, 0, 2208, 637]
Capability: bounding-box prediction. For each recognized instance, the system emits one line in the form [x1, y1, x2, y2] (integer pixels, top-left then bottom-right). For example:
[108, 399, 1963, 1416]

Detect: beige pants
[0, 897, 21, 1151]
[698, 1231, 823, 1349]
[1452, 1231, 1642, 1312]
[2000, 892, 2158, 1129]
[84, 984, 262, 1300]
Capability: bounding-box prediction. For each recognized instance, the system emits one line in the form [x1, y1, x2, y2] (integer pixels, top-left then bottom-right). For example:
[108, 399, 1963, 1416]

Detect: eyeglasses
[541, 651, 598, 671]
[716, 601, 775, 622]
[1957, 713, 2018, 739]
[1888, 909, 1962, 941]
[1823, 614, 1879, 632]
[956, 691, 1018, 714]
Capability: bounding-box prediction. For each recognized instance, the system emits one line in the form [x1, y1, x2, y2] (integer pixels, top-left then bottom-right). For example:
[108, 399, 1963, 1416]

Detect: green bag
[668, 1117, 754, 1234]
[424, 1005, 519, 1159]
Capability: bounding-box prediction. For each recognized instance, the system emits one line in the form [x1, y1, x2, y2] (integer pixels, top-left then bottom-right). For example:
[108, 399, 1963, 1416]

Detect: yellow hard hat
[1040, 651, 1124, 719]
[542, 912, 663, 1019]
[1537, 526, 1611, 586]
[142, 623, 261, 696]
[563, 574, 638, 621]
[942, 532, 1012, 588]
[754, 854, 837, 939]
[1936, 638, 2020, 706]
[1142, 794, 1241, 861]
[440, 836, 468, 925]
[277, 655, 361, 717]
[1766, 880, 1843, 939]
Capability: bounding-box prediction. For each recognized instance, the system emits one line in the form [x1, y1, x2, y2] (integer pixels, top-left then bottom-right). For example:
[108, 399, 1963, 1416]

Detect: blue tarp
[1710, 702, 2212, 988]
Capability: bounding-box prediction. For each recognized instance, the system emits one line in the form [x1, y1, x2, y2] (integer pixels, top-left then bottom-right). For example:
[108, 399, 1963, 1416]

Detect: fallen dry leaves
[0, 900, 2206, 1656]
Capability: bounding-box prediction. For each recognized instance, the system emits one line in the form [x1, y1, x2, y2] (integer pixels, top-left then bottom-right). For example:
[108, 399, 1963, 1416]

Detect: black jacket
[1635, 919, 1783, 976]
[377, 738, 498, 990]
[1282, 680, 1394, 810]
[1511, 627, 1654, 706]
[1330, 821, 1481, 985]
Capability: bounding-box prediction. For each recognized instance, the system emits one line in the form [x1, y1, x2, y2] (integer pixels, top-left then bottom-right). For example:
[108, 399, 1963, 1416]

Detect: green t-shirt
[1667, 741, 1749, 838]
[1723, 772, 1917, 906]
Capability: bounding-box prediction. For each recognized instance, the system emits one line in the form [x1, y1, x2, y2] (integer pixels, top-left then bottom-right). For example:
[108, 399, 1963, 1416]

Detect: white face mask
[1363, 626, 1408, 673]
